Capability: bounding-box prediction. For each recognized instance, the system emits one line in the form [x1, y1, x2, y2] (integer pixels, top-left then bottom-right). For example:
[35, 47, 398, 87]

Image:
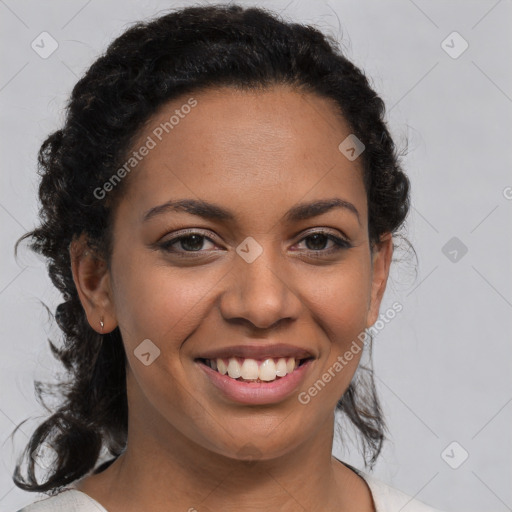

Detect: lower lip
[197, 359, 313, 405]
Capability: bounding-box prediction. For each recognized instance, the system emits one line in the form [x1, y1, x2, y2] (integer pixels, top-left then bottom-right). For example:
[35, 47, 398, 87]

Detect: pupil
[182, 235, 203, 251]
[306, 234, 327, 251]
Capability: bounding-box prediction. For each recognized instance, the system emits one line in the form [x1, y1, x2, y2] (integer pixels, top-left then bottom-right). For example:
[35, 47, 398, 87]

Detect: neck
[74, 377, 375, 512]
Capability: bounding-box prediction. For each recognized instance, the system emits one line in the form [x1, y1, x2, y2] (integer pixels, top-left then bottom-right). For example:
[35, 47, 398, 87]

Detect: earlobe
[69, 235, 117, 334]
[366, 233, 394, 328]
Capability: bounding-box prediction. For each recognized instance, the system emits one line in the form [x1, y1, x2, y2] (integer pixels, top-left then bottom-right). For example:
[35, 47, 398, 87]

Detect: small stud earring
[100, 318, 104, 333]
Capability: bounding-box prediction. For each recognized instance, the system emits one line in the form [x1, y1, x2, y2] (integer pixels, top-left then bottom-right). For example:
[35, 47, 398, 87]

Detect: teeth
[276, 358, 287, 377]
[227, 358, 241, 379]
[207, 356, 301, 382]
[217, 359, 228, 375]
[259, 359, 277, 381]
[240, 359, 259, 380]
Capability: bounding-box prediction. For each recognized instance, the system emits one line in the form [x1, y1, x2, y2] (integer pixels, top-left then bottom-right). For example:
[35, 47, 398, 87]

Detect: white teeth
[217, 359, 228, 375]
[276, 358, 288, 377]
[240, 358, 259, 380]
[259, 359, 277, 381]
[227, 358, 241, 379]
[208, 356, 305, 382]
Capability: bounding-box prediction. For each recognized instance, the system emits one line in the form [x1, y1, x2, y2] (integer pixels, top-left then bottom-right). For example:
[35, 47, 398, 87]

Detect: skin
[70, 85, 393, 512]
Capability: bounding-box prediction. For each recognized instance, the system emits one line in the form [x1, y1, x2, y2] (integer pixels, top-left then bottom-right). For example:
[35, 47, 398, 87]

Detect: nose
[219, 248, 302, 330]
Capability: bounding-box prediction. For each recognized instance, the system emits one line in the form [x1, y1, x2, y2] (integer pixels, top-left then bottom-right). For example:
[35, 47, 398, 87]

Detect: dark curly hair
[11, 3, 411, 495]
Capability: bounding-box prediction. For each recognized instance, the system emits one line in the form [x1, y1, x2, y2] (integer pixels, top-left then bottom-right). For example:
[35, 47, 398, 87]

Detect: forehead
[118, 85, 367, 225]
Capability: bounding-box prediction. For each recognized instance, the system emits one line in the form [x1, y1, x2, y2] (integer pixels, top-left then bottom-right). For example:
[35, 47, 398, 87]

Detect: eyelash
[157, 229, 352, 257]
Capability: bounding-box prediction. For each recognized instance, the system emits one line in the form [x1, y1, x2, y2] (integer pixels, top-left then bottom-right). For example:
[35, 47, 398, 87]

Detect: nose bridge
[220, 238, 300, 329]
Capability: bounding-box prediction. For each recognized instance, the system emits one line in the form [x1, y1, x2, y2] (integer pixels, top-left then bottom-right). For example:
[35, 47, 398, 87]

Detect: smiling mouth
[196, 357, 313, 383]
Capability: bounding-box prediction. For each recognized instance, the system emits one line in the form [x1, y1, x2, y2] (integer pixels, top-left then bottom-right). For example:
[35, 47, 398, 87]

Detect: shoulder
[15, 489, 108, 512]
[359, 471, 444, 512]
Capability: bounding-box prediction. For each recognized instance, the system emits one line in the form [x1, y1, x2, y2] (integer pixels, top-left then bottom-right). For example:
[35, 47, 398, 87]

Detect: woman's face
[80, 85, 392, 461]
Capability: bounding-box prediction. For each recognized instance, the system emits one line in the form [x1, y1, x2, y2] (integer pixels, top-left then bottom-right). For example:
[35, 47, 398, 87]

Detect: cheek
[299, 257, 372, 397]
[305, 257, 372, 343]
[109, 254, 228, 443]
[109, 250, 222, 352]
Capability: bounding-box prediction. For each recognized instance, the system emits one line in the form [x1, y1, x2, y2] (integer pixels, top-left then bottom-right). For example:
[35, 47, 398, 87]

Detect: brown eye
[304, 233, 330, 251]
[158, 232, 218, 255]
[295, 231, 352, 254]
[175, 234, 207, 252]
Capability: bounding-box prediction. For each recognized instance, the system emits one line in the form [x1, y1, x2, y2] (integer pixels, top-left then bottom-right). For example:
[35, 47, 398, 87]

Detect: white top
[16, 467, 444, 512]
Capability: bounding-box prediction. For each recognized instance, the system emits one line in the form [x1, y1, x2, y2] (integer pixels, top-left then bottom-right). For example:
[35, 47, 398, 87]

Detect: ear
[366, 233, 394, 328]
[70, 234, 117, 334]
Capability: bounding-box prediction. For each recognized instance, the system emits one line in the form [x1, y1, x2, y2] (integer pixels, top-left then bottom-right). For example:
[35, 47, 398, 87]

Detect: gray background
[1, 1, 511, 511]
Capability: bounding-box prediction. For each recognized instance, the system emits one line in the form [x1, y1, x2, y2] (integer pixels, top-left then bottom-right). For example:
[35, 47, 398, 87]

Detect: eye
[158, 231, 218, 256]
[294, 231, 352, 255]
[156, 229, 352, 258]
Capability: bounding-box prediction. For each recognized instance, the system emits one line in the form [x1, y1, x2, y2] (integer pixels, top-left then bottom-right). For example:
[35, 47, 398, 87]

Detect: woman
[12, 4, 443, 511]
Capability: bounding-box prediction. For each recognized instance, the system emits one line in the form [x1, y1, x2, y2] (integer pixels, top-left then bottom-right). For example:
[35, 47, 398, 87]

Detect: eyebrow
[142, 197, 360, 225]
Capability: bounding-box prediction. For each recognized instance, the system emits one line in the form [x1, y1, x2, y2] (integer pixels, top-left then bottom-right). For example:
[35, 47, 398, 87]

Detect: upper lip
[195, 343, 316, 361]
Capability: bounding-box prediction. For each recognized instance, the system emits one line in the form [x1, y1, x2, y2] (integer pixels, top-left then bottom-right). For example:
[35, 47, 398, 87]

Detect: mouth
[194, 344, 316, 405]
[196, 356, 314, 383]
